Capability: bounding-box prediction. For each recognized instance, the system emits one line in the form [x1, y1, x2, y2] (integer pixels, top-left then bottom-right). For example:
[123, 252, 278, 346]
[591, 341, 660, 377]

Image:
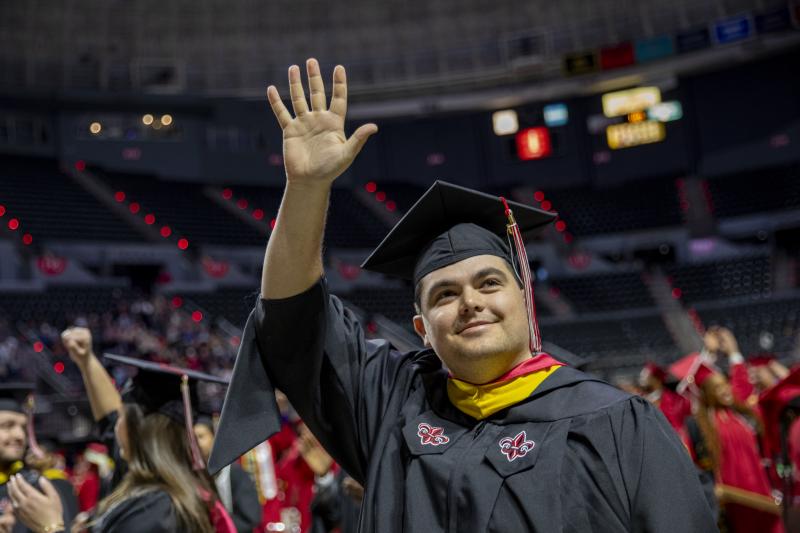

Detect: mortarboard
[362, 180, 556, 353]
[669, 354, 718, 392]
[0, 383, 34, 414]
[759, 367, 800, 463]
[104, 353, 229, 470]
[642, 362, 668, 383]
[362, 180, 555, 284]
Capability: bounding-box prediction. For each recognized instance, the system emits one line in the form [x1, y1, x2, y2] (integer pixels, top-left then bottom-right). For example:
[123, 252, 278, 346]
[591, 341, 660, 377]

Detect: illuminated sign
[515, 127, 552, 160]
[543, 103, 569, 127]
[563, 52, 598, 76]
[601, 87, 661, 118]
[599, 42, 635, 70]
[712, 14, 754, 44]
[634, 36, 675, 62]
[606, 121, 665, 150]
[648, 101, 683, 122]
[676, 27, 711, 53]
[492, 110, 519, 136]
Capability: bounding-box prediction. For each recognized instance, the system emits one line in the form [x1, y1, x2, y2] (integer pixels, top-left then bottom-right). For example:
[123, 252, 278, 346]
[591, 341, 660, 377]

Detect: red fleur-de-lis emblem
[417, 423, 450, 446]
[499, 430, 535, 462]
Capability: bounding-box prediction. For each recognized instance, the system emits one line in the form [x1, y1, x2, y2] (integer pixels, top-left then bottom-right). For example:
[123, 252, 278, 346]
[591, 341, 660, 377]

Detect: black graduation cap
[104, 353, 229, 470]
[361, 181, 556, 285]
[0, 383, 34, 414]
[105, 353, 228, 423]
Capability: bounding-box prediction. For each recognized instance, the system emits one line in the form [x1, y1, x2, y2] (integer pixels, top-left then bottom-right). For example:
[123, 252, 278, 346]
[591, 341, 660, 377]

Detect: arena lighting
[540, 200, 552, 211]
[53, 362, 65, 374]
[533, 191, 545, 202]
[89, 122, 102, 134]
[0, 205, 5, 217]
[648, 101, 683, 122]
[7, 218, 19, 230]
[269, 218, 277, 230]
[252, 208, 265, 220]
[142, 114, 154, 126]
[33, 342, 44, 353]
[543, 104, 569, 127]
[515, 127, 552, 160]
[171, 296, 183, 308]
[672, 288, 683, 299]
[492, 110, 519, 136]
[22, 233, 33, 245]
[177, 238, 189, 250]
[606, 121, 665, 149]
[128, 202, 140, 214]
[191, 311, 203, 322]
[221, 188, 233, 200]
[144, 213, 156, 225]
[365, 181, 377, 193]
[555, 220, 567, 232]
[114, 191, 126, 202]
[160, 225, 172, 238]
[237, 198, 248, 209]
[375, 191, 387, 202]
[386, 200, 397, 212]
[627, 111, 647, 123]
[601, 87, 661, 118]
[74, 160, 86, 171]
[161, 114, 173, 126]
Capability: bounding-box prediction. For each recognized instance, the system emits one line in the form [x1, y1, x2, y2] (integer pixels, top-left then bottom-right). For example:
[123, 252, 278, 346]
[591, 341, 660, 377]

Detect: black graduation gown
[0, 470, 78, 533]
[228, 463, 261, 533]
[216, 279, 719, 532]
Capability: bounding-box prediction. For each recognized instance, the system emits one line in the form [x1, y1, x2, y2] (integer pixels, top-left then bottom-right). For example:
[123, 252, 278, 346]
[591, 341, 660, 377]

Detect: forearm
[76, 353, 122, 421]
[261, 181, 331, 299]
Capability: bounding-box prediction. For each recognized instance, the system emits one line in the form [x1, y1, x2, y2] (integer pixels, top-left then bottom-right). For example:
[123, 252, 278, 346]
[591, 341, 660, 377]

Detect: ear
[412, 314, 431, 348]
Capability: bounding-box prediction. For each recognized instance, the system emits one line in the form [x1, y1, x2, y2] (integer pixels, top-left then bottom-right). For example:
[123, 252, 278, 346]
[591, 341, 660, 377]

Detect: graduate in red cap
[675, 360, 783, 532]
[208, 58, 716, 532]
[640, 361, 691, 434]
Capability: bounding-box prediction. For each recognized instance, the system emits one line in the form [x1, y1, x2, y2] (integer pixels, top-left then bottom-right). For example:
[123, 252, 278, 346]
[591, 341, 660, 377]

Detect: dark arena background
[0, 0, 799, 531]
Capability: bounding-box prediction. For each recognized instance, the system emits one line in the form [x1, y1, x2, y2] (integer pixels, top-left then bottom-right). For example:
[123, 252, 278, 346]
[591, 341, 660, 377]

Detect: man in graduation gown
[0, 384, 78, 533]
[209, 58, 717, 532]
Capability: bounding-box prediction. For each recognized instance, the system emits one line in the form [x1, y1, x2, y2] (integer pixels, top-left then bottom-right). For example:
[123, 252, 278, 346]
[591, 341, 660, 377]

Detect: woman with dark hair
[8, 327, 234, 533]
[684, 363, 783, 533]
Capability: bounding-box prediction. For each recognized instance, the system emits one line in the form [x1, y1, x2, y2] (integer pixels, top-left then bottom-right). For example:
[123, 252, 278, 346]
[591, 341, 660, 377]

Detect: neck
[448, 351, 532, 385]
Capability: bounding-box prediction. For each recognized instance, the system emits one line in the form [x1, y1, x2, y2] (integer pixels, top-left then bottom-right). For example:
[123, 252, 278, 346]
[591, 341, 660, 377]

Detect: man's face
[413, 255, 530, 383]
[0, 411, 27, 465]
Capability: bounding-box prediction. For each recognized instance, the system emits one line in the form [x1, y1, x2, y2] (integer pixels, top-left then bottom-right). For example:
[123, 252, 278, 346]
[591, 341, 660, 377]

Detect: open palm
[268, 59, 377, 185]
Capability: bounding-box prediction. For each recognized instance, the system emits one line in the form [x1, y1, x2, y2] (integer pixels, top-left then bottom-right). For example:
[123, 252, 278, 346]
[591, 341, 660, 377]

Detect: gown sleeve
[95, 411, 127, 497]
[613, 398, 719, 532]
[255, 278, 414, 484]
[229, 463, 261, 533]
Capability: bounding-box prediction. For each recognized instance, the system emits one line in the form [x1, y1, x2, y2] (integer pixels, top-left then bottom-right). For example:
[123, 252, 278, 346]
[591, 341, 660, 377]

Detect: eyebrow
[424, 266, 510, 303]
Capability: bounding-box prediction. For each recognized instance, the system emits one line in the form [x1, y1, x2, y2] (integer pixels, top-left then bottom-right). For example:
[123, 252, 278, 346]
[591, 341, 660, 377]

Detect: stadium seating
[706, 164, 800, 219]
[548, 271, 655, 313]
[666, 255, 773, 304]
[99, 171, 266, 246]
[0, 285, 135, 327]
[0, 156, 142, 243]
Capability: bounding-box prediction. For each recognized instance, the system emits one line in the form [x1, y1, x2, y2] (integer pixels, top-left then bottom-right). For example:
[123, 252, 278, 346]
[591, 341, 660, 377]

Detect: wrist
[728, 352, 744, 365]
[38, 522, 64, 533]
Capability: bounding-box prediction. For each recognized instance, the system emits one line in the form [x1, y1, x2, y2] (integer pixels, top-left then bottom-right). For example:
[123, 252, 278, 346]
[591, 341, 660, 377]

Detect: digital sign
[606, 121, 665, 150]
[515, 127, 552, 160]
[601, 87, 662, 118]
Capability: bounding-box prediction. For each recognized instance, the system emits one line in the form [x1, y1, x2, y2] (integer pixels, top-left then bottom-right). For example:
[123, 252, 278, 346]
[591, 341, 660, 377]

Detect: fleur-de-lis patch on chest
[417, 423, 450, 446]
[499, 430, 535, 462]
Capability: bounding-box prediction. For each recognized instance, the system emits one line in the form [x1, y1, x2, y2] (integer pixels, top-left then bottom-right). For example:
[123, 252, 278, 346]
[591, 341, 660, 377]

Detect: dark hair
[92, 404, 217, 532]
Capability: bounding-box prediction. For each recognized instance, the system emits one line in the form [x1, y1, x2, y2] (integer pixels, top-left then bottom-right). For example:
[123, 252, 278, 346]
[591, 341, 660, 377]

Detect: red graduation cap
[669, 353, 718, 393]
[643, 361, 668, 383]
[759, 366, 800, 463]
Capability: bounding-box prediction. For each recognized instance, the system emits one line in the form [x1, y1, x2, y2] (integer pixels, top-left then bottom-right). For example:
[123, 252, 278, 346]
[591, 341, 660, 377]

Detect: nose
[459, 286, 485, 315]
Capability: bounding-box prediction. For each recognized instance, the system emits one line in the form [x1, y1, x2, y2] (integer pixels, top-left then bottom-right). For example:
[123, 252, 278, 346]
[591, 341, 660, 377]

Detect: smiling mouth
[457, 321, 495, 334]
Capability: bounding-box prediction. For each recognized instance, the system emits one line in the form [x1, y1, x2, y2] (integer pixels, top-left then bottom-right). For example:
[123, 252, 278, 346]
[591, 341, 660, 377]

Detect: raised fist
[61, 327, 94, 366]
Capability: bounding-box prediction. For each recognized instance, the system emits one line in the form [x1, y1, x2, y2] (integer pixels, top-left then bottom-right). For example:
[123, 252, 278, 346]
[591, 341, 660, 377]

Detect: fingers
[306, 58, 327, 111]
[329, 65, 348, 117]
[8, 476, 33, 501]
[38, 477, 58, 500]
[288, 65, 309, 117]
[267, 86, 292, 130]
[345, 123, 378, 159]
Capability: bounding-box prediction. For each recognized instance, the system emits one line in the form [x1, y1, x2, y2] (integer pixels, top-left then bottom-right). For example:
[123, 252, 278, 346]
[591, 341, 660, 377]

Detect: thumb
[38, 477, 59, 500]
[345, 123, 378, 159]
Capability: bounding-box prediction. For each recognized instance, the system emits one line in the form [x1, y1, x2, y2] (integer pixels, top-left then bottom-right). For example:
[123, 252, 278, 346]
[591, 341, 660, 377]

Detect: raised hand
[268, 58, 377, 185]
[61, 327, 94, 367]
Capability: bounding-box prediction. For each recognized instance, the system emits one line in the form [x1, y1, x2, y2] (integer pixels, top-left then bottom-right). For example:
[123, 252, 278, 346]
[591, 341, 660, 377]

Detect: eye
[482, 278, 502, 288]
[433, 289, 457, 304]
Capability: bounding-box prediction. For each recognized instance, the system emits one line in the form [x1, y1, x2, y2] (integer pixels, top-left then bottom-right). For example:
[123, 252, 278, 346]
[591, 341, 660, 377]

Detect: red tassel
[181, 375, 206, 471]
[499, 197, 542, 354]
